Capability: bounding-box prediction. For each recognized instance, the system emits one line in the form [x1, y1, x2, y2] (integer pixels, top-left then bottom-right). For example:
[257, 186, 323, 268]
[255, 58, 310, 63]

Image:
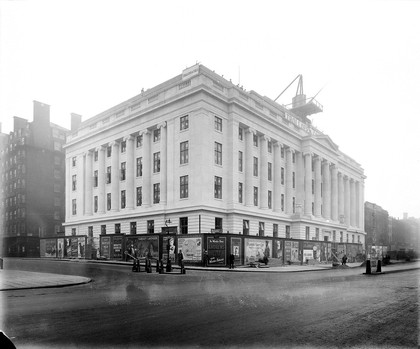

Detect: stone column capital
[246, 127, 256, 135]
[124, 135, 135, 142]
[157, 121, 167, 129]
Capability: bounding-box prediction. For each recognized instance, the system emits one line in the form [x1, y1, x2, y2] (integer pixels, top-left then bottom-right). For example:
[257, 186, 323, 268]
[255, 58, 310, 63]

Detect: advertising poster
[136, 236, 159, 259]
[303, 241, 322, 261]
[291, 241, 300, 262]
[207, 237, 226, 265]
[274, 240, 283, 260]
[40, 239, 46, 257]
[112, 235, 123, 259]
[57, 238, 64, 258]
[64, 238, 72, 258]
[178, 237, 202, 261]
[231, 237, 241, 262]
[78, 237, 86, 258]
[40, 239, 57, 257]
[284, 241, 292, 262]
[71, 238, 78, 258]
[244, 238, 272, 263]
[100, 236, 111, 259]
[162, 236, 176, 263]
[303, 249, 313, 261]
[321, 242, 332, 262]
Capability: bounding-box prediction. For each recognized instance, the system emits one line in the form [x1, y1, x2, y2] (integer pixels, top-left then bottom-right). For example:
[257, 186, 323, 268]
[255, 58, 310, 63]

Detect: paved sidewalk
[1, 260, 418, 291]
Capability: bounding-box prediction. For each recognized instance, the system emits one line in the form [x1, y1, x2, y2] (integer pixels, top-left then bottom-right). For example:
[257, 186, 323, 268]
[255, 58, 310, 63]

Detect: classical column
[159, 122, 168, 205]
[84, 150, 93, 215]
[350, 179, 356, 227]
[322, 160, 331, 220]
[344, 176, 350, 226]
[125, 135, 135, 209]
[259, 135, 268, 209]
[360, 179, 365, 230]
[273, 142, 282, 212]
[338, 172, 344, 222]
[244, 128, 254, 206]
[97, 146, 106, 214]
[110, 141, 119, 212]
[314, 155, 322, 218]
[304, 152, 312, 215]
[142, 130, 151, 206]
[296, 151, 304, 214]
[331, 165, 338, 221]
[285, 147, 293, 214]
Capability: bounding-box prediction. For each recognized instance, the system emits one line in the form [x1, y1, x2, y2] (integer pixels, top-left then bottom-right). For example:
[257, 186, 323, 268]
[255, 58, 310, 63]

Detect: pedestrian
[203, 250, 209, 267]
[342, 254, 347, 265]
[178, 249, 184, 267]
[229, 253, 235, 269]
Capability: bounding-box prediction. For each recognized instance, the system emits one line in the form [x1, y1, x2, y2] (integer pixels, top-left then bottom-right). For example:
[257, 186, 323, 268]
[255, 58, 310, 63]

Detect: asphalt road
[1, 259, 419, 349]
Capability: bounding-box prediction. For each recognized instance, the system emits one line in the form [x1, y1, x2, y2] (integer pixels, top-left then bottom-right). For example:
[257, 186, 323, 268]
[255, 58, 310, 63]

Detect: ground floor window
[130, 222, 137, 235]
[273, 224, 278, 238]
[101, 225, 106, 235]
[147, 220, 154, 234]
[286, 225, 290, 239]
[243, 220, 249, 235]
[180, 217, 188, 234]
[215, 217, 223, 231]
[259, 222, 265, 236]
[115, 223, 121, 234]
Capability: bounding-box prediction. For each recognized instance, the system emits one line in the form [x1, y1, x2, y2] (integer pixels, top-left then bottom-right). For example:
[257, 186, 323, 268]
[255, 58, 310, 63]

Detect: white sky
[0, 0, 419, 219]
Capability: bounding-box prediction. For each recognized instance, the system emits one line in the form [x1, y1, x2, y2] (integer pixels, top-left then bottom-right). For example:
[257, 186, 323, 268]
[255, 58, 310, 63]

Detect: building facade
[64, 64, 366, 252]
[2, 101, 68, 256]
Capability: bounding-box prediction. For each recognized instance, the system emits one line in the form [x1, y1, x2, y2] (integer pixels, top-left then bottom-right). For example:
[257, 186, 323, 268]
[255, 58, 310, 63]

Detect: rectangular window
[147, 220, 154, 234]
[268, 190, 272, 209]
[180, 217, 188, 234]
[268, 141, 272, 153]
[281, 146, 284, 158]
[316, 228, 320, 240]
[253, 157, 258, 176]
[101, 225, 106, 235]
[214, 176, 222, 199]
[286, 225, 291, 239]
[340, 231, 343, 243]
[180, 115, 189, 130]
[253, 134, 258, 147]
[153, 128, 161, 142]
[115, 223, 121, 234]
[130, 222, 137, 235]
[214, 142, 222, 165]
[292, 172, 295, 188]
[153, 152, 161, 173]
[107, 193, 111, 210]
[72, 156, 77, 167]
[273, 224, 278, 238]
[94, 150, 98, 161]
[306, 226, 310, 240]
[243, 220, 249, 235]
[94, 196, 98, 213]
[94, 170, 98, 187]
[352, 234, 355, 243]
[259, 222, 265, 237]
[136, 157, 142, 177]
[254, 187, 258, 206]
[268, 162, 272, 181]
[121, 141, 126, 153]
[72, 228, 76, 236]
[238, 151, 243, 172]
[281, 194, 285, 212]
[121, 190, 126, 209]
[292, 152, 296, 163]
[153, 183, 160, 204]
[88, 226, 93, 237]
[215, 217, 223, 230]
[214, 116, 222, 131]
[120, 162, 126, 181]
[238, 127, 243, 140]
[136, 187, 142, 206]
[106, 166, 111, 184]
[281, 167, 284, 185]
[180, 141, 189, 164]
[72, 199, 77, 215]
[180, 175, 189, 198]
[136, 134, 143, 147]
[72, 175, 77, 191]
[107, 146, 112, 157]
[293, 197, 295, 213]
[238, 182, 243, 203]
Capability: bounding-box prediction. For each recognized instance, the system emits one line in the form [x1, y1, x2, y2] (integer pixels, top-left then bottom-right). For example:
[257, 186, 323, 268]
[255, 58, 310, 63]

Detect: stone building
[64, 64, 366, 249]
[2, 101, 68, 256]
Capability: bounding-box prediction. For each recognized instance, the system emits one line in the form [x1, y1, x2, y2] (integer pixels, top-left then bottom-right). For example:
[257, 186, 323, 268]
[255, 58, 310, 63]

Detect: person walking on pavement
[203, 250, 209, 267]
[178, 249, 184, 268]
[229, 253, 235, 269]
[342, 254, 348, 265]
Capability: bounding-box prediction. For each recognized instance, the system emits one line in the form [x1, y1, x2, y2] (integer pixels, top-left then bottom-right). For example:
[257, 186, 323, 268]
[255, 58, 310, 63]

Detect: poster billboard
[136, 236, 159, 259]
[274, 240, 283, 260]
[77, 237, 86, 258]
[244, 238, 272, 263]
[64, 238, 72, 258]
[178, 237, 202, 262]
[112, 235, 123, 259]
[57, 238, 64, 258]
[207, 237, 226, 265]
[231, 237, 241, 262]
[40, 239, 57, 258]
[291, 241, 299, 262]
[100, 236, 111, 259]
[162, 236, 176, 263]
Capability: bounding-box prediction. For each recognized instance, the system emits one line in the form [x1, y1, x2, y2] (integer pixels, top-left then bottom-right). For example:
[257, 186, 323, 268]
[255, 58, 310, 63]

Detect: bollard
[132, 259, 137, 272]
[180, 261, 186, 274]
[159, 260, 164, 274]
[147, 259, 152, 273]
[156, 259, 160, 273]
[376, 259, 382, 273]
[136, 259, 140, 272]
[365, 260, 371, 274]
[166, 259, 172, 273]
